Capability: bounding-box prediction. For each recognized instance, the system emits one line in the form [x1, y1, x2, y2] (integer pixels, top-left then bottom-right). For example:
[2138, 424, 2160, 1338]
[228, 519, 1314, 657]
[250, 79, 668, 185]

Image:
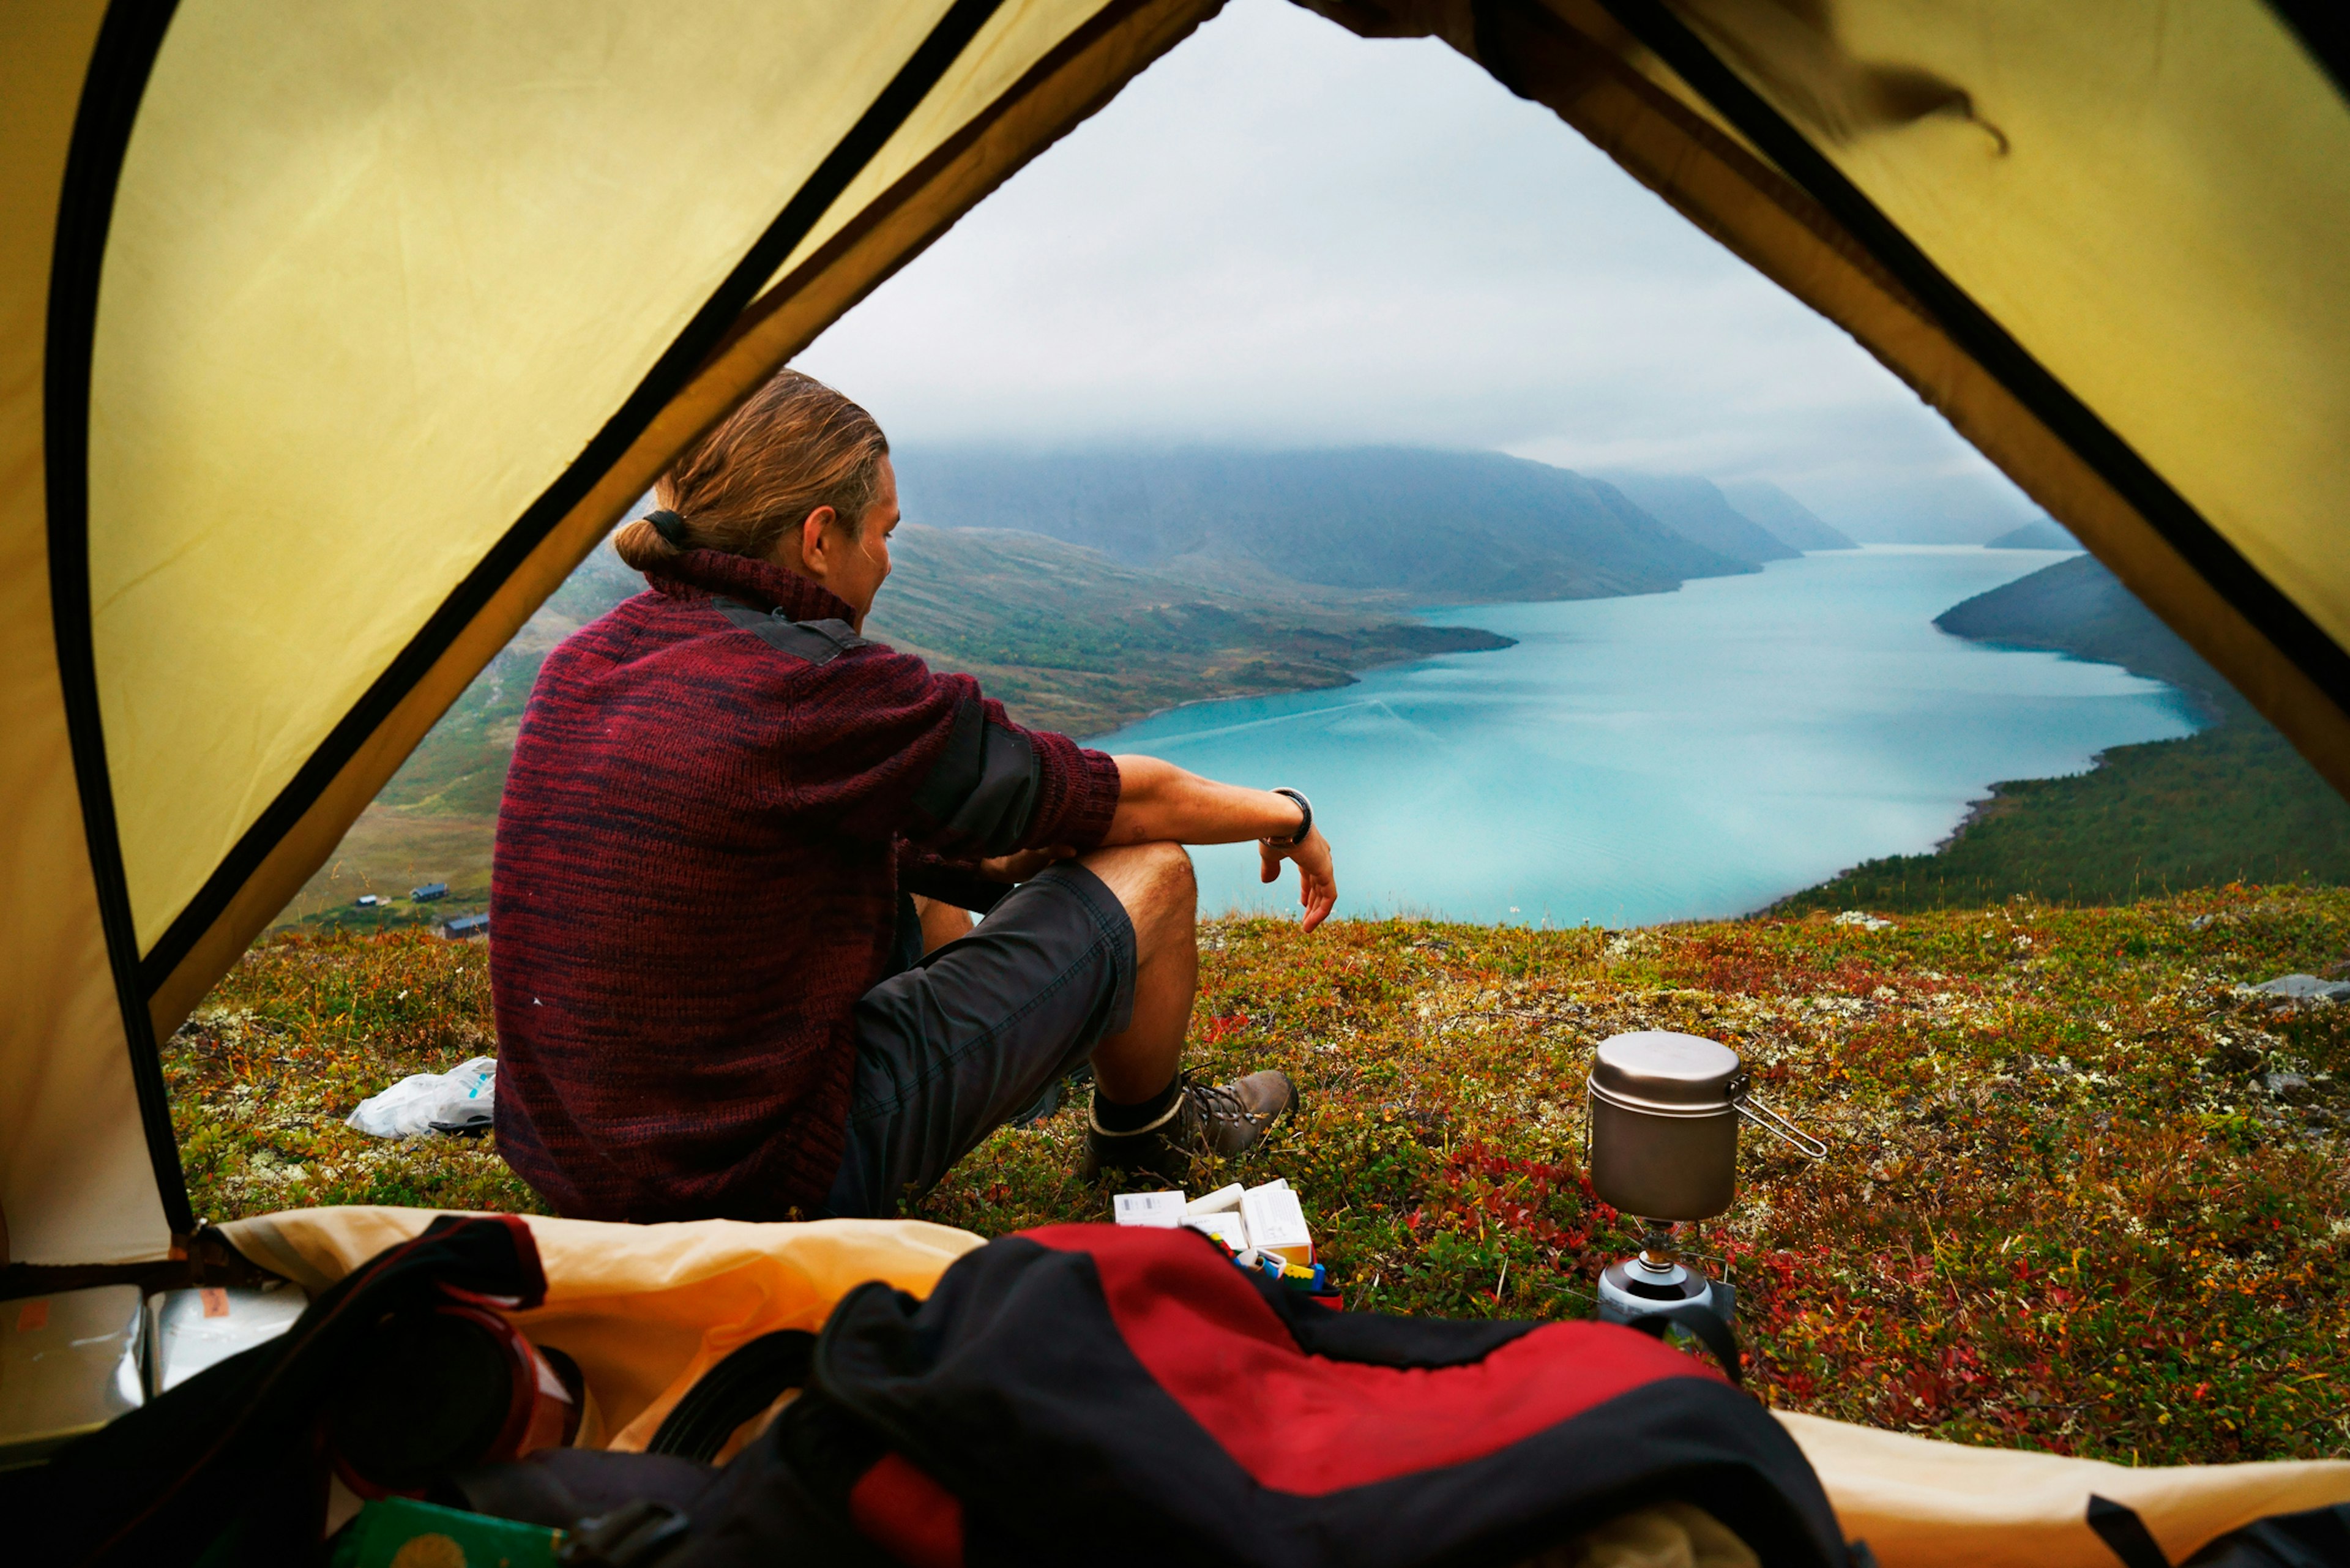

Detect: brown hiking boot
[1081, 1069, 1299, 1185]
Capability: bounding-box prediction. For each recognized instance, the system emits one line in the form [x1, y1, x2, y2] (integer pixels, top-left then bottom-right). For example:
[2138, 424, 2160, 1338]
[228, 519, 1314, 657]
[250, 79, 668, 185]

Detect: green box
[329, 1496, 564, 1568]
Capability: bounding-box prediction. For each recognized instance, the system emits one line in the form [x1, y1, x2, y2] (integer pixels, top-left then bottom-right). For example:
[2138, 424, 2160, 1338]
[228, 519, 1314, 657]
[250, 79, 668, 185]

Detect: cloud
[799, 0, 2034, 539]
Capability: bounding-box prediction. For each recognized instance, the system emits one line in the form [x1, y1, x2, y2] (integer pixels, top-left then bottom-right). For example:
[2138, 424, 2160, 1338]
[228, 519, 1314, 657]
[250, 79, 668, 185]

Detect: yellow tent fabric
[1779, 1412, 2350, 1568]
[222, 1208, 2350, 1566]
[217, 1207, 985, 1451]
[2, 0, 177, 1269]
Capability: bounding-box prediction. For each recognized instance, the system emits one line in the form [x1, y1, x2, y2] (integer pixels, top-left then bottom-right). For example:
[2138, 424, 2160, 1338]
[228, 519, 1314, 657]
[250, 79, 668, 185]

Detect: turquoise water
[1089, 547, 2201, 926]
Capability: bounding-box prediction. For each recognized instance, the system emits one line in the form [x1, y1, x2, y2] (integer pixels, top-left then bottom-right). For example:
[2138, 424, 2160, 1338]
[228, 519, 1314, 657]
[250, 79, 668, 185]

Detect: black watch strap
[1269, 788, 1312, 846]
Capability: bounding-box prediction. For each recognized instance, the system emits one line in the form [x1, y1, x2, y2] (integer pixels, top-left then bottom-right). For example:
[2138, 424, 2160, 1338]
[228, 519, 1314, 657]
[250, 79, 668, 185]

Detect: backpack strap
[1622, 1298, 1744, 1387]
[714, 599, 869, 665]
[646, 1329, 816, 1462]
[2085, 1495, 2173, 1568]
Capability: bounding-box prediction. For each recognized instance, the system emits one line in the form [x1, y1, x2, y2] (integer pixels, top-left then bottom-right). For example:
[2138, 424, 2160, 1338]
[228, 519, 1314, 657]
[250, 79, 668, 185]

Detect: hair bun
[645, 509, 690, 548]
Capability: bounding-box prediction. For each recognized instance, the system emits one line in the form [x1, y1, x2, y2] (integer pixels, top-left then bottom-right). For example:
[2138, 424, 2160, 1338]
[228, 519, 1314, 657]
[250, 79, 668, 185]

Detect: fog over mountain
[1595, 473, 1800, 566]
[1719, 481, 1857, 552]
[799, 0, 2039, 547]
[895, 446, 1751, 603]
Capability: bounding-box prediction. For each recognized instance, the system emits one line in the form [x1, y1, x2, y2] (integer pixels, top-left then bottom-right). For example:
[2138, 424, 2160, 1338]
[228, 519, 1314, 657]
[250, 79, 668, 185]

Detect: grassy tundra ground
[171, 886, 2350, 1466]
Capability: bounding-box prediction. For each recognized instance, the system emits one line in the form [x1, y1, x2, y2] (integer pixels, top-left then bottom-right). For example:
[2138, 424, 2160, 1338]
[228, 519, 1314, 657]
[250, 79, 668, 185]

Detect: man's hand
[1260, 826, 1337, 932]
[1103, 756, 1339, 932]
[980, 845, 1074, 884]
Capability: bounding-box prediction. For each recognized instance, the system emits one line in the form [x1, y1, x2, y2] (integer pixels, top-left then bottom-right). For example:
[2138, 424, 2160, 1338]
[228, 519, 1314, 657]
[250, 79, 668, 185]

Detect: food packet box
[1112, 1190, 1187, 1228]
[1239, 1182, 1313, 1266]
[1185, 1182, 1246, 1217]
[1182, 1211, 1247, 1252]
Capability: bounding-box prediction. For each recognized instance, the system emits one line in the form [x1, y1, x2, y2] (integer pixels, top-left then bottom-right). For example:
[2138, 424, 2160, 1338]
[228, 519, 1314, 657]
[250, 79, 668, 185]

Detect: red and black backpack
[672, 1223, 1852, 1568]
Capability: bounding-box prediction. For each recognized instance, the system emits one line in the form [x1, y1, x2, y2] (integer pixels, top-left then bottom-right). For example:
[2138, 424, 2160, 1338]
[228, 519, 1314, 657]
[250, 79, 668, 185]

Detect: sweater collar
[646, 549, 858, 625]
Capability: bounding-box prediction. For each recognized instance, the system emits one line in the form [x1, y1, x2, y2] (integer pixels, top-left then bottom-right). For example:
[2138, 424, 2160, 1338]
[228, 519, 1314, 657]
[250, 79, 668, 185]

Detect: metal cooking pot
[1586, 1031, 1824, 1220]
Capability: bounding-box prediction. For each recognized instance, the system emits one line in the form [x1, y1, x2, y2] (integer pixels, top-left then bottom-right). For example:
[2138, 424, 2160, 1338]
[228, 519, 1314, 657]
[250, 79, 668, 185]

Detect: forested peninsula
[1781, 553, 2350, 911]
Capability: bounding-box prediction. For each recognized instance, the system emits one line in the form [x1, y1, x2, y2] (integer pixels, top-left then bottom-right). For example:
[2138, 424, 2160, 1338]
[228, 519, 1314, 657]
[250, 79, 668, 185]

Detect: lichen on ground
[170, 885, 2350, 1466]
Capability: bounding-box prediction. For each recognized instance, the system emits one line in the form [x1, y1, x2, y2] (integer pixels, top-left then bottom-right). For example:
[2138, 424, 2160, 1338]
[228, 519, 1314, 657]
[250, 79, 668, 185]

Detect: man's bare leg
[1072, 840, 1293, 1179]
[910, 894, 975, 955]
[1074, 840, 1198, 1103]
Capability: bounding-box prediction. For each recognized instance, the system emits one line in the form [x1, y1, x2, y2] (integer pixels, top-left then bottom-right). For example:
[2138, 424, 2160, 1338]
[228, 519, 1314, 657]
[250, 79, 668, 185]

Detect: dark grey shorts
[821, 862, 1135, 1219]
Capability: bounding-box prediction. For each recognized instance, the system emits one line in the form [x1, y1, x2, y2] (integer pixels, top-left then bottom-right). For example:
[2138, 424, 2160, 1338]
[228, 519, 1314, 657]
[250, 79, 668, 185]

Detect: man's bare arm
[1102, 755, 1337, 930]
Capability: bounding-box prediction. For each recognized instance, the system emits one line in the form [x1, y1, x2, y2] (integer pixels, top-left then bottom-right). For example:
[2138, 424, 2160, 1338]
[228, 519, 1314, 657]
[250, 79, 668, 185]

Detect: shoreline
[1132, 550, 2209, 927]
[1080, 623, 1515, 740]
[278, 625, 1520, 933]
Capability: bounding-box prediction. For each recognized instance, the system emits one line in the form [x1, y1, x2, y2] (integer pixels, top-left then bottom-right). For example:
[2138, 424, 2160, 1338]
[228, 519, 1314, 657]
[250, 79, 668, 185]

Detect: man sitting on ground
[488, 370, 1337, 1221]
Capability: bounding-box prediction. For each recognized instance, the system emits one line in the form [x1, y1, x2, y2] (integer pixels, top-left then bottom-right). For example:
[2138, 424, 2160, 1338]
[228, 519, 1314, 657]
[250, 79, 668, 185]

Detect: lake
[1088, 547, 2201, 926]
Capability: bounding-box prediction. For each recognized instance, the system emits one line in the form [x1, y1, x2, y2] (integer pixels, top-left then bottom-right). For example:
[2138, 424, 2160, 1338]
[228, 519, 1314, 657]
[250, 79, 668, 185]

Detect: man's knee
[1080, 840, 1195, 931]
[1138, 839, 1195, 903]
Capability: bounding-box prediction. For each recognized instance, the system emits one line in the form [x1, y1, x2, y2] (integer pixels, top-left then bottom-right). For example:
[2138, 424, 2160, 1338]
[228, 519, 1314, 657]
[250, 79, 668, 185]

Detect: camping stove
[1594, 1219, 1735, 1328]
[1583, 1031, 1820, 1335]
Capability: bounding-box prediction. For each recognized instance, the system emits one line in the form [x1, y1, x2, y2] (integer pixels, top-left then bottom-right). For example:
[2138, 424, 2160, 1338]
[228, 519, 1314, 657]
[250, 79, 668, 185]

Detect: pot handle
[1731, 1086, 1827, 1160]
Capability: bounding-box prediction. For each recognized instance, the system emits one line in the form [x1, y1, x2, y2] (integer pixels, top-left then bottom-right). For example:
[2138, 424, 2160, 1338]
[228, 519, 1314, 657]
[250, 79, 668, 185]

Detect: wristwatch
[1266, 788, 1313, 847]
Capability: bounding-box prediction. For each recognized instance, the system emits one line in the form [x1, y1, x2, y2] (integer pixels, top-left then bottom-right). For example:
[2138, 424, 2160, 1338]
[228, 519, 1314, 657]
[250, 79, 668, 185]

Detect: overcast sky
[800, 0, 2037, 540]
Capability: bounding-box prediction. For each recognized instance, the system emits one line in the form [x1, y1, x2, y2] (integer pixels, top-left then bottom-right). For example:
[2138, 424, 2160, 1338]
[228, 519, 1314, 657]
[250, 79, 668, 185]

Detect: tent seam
[45, 0, 196, 1237]
[2266, 0, 2350, 105]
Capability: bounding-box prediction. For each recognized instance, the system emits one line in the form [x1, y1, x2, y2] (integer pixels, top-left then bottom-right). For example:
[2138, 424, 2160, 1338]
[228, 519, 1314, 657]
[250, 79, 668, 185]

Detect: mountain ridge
[1594, 471, 1801, 565]
[1985, 518, 2078, 550]
[1718, 479, 1857, 551]
[892, 445, 1754, 602]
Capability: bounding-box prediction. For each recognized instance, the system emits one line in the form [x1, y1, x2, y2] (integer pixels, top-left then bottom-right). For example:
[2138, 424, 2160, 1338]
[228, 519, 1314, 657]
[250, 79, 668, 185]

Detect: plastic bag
[346, 1056, 497, 1138]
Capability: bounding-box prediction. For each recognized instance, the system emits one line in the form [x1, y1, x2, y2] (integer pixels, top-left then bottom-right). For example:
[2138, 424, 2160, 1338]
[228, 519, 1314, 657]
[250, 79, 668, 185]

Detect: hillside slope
[1984, 518, 2076, 550]
[1778, 720, 2350, 911]
[865, 525, 1512, 736]
[1718, 479, 1857, 551]
[1934, 553, 2225, 708]
[1597, 472, 1802, 564]
[280, 525, 1512, 924]
[893, 446, 1751, 600]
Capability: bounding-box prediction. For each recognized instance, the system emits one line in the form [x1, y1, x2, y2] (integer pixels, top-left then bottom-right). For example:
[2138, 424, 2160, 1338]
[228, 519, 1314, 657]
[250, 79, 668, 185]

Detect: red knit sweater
[488, 550, 1121, 1220]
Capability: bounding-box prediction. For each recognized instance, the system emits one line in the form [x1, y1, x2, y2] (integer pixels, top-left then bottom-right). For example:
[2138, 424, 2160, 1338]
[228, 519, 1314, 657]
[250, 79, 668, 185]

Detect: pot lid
[1589, 1031, 1743, 1111]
